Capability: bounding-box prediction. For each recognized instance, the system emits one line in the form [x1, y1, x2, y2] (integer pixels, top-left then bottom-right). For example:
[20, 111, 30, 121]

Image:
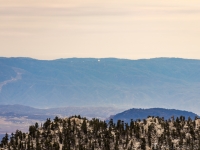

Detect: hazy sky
[0, 0, 200, 60]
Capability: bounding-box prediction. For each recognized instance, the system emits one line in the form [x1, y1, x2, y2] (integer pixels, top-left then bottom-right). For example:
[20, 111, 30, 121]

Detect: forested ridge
[1, 115, 200, 150]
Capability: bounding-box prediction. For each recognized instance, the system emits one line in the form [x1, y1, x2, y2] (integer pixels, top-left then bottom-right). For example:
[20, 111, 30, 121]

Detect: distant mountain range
[0, 104, 124, 120]
[0, 57, 200, 114]
[110, 108, 199, 123]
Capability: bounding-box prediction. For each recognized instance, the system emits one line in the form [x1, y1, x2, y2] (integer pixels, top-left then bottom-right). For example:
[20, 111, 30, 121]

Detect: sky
[0, 0, 200, 60]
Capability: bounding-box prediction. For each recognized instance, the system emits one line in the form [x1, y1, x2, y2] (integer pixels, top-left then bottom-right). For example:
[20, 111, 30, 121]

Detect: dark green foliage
[81, 119, 87, 134]
[29, 125, 36, 138]
[141, 138, 146, 150]
[0, 133, 9, 146]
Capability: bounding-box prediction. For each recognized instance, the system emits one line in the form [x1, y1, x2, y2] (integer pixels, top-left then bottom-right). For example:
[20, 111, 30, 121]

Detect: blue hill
[110, 108, 199, 123]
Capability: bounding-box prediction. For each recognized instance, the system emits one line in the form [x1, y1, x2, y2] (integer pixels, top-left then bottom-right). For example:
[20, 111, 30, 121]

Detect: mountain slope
[0, 57, 200, 113]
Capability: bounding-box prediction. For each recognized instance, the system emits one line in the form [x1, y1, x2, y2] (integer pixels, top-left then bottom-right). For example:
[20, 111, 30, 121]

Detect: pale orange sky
[0, 0, 200, 60]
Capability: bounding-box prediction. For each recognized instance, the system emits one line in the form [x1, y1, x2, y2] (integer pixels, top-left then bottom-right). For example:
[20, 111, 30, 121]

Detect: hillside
[110, 108, 199, 123]
[1, 57, 200, 113]
[1, 115, 200, 150]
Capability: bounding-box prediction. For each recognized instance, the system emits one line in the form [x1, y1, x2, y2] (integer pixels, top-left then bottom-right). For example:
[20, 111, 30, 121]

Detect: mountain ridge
[0, 57, 200, 114]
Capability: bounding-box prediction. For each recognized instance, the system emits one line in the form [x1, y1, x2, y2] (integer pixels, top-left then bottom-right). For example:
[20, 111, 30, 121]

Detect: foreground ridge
[1, 115, 200, 150]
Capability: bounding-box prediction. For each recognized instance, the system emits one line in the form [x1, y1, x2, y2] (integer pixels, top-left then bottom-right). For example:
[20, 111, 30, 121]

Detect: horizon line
[1, 56, 200, 61]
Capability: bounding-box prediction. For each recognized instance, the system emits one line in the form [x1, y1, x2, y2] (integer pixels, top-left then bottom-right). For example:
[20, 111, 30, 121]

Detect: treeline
[1, 115, 200, 150]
